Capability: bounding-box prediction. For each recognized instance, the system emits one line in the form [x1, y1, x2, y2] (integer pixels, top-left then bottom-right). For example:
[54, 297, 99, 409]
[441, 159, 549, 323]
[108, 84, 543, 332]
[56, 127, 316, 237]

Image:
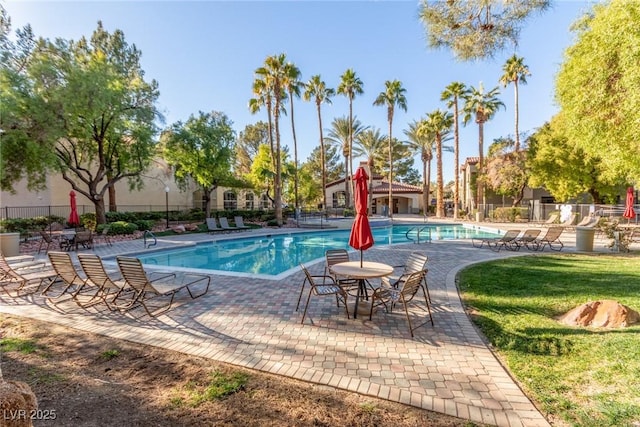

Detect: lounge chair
[206, 218, 226, 233]
[540, 213, 559, 226]
[77, 254, 131, 310]
[296, 264, 350, 324]
[533, 226, 564, 251]
[471, 229, 521, 250]
[368, 270, 433, 338]
[233, 216, 250, 230]
[218, 217, 241, 232]
[510, 229, 542, 251]
[0, 252, 55, 295]
[41, 251, 88, 301]
[116, 256, 211, 317]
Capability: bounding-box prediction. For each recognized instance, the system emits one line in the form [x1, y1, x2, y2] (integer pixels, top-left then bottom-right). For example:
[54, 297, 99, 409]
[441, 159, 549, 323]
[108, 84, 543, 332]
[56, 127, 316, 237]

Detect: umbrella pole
[360, 249, 363, 268]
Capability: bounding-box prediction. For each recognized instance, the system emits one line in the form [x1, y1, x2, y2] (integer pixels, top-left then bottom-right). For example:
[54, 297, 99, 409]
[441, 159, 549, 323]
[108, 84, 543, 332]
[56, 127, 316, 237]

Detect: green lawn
[458, 253, 640, 427]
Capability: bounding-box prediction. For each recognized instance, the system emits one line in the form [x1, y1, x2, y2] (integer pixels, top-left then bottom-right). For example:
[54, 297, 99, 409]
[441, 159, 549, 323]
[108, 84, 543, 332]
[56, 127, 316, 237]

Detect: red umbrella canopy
[68, 190, 80, 227]
[623, 187, 636, 220]
[349, 167, 374, 252]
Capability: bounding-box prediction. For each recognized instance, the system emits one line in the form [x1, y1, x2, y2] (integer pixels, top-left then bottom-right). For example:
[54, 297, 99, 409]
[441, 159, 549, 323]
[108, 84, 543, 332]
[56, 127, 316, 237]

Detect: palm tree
[353, 128, 386, 215]
[249, 79, 275, 167]
[325, 116, 366, 209]
[303, 75, 334, 211]
[463, 83, 504, 211]
[283, 62, 303, 209]
[441, 82, 469, 219]
[253, 54, 288, 226]
[499, 54, 530, 152]
[373, 80, 407, 219]
[337, 69, 364, 208]
[405, 120, 434, 218]
[420, 110, 453, 218]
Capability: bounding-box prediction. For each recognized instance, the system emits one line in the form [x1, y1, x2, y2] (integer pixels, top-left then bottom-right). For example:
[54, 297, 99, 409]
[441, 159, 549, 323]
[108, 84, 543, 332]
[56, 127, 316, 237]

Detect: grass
[100, 349, 120, 360]
[172, 370, 250, 407]
[1, 337, 39, 354]
[458, 253, 640, 427]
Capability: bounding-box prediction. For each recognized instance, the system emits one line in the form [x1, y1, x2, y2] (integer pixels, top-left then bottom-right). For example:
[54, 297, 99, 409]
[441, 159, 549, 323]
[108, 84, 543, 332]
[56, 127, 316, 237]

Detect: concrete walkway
[3, 219, 612, 426]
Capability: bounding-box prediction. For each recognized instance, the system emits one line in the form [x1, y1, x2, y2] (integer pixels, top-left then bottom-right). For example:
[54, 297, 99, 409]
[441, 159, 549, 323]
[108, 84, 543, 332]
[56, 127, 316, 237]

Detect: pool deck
[1, 217, 621, 426]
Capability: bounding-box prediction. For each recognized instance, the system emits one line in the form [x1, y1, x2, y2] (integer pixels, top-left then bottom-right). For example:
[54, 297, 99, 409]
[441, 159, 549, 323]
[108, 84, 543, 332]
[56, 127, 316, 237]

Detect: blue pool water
[136, 224, 500, 278]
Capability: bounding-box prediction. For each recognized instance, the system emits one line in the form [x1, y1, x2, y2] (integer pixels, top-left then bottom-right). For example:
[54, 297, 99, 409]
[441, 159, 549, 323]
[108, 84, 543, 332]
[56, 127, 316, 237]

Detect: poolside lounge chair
[206, 218, 226, 233]
[471, 229, 521, 250]
[539, 213, 559, 226]
[77, 254, 131, 310]
[116, 256, 211, 317]
[533, 226, 564, 251]
[296, 264, 350, 324]
[219, 217, 241, 232]
[368, 270, 433, 338]
[233, 216, 250, 230]
[0, 252, 55, 295]
[510, 229, 542, 251]
[41, 251, 88, 301]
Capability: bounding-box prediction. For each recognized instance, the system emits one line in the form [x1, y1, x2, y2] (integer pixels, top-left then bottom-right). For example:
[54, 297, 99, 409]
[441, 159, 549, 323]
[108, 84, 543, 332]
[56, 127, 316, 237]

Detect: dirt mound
[559, 300, 640, 328]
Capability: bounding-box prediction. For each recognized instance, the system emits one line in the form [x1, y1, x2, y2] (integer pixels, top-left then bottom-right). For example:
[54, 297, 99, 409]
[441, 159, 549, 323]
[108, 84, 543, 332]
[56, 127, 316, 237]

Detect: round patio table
[330, 261, 393, 319]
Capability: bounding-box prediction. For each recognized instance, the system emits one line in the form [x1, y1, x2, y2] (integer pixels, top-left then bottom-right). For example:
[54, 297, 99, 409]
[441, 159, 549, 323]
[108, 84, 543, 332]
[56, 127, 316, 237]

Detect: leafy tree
[499, 55, 530, 151]
[248, 144, 276, 206]
[161, 111, 239, 219]
[337, 69, 364, 208]
[283, 61, 303, 209]
[374, 138, 419, 186]
[555, 0, 640, 185]
[304, 144, 343, 186]
[353, 128, 386, 215]
[235, 121, 269, 176]
[527, 117, 622, 203]
[303, 75, 334, 210]
[373, 80, 407, 219]
[248, 79, 275, 166]
[419, 110, 453, 218]
[463, 83, 504, 209]
[1, 19, 161, 224]
[418, 0, 550, 61]
[485, 137, 527, 206]
[441, 81, 469, 219]
[325, 116, 367, 205]
[405, 120, 434, 217]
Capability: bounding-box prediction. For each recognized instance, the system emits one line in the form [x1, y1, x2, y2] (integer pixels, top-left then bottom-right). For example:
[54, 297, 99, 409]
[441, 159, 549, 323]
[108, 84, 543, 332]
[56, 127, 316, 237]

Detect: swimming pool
[134, 224, 500, 279]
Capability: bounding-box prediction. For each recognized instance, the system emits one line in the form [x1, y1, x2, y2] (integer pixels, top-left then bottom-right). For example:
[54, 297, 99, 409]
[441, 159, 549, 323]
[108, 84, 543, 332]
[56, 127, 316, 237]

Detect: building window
[261, 194, 270, 209]
[245, 193, 255, 210]
[223, 191, 237, 210]
[332, 191, 346, 208]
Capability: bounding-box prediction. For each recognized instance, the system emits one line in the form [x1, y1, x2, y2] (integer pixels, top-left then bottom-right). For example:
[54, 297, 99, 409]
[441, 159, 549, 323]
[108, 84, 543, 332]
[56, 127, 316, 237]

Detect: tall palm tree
[463, 83, 504, 211]
[253, 53, 288, 226]
[373, 80, 407, 219]
[405, 120, 434, 218]
[325, 116, 366, 208]
[420, 110, 453, 218]
[283, 61, 303, 209]
[303, 75, 334, 211]
[441, 81, 469, 219]
[249, 79, 275, 167]
[499, 54, 530, 152]
[337, 69, 364, 208]
[353, 128, 386, 215]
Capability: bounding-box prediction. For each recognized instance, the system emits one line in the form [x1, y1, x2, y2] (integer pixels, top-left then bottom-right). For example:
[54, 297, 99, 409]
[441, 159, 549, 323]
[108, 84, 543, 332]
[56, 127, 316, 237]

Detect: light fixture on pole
[164, 186, 170, 229]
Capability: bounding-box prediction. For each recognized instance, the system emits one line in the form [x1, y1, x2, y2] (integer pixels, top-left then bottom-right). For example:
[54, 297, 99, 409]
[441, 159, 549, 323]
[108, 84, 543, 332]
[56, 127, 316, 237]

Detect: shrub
[81, 213, 97, 231]
[492, 207, 527, 222]
[133, 219, 155, 232]
[107, 221, 139, 235]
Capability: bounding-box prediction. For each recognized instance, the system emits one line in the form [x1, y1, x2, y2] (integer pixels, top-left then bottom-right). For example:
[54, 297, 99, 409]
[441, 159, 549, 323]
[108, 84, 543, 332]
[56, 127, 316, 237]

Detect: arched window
[332, 191, 346, 208]
[261, 194, 270, 209]
[245, 193, 255, 210]
[223, 191, 237, 210]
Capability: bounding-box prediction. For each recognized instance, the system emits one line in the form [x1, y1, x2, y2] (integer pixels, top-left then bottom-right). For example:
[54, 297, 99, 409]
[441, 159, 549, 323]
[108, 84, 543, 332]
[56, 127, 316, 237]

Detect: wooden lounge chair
[0, 252, 55, 295]
[233, 216, 250, 230]
[471, 229, 521, 250]
[368, 270, 433, 338]
[510, 229, 542, 251]
[116, 256, 211, 317]
[206, 218, 226, 233]
[296, 264, 350, 324]
[41, 251, 88, 301]
[540, 213, 559, 226]
[77, 254, 131, 310]
[218, 217, 241, 232]
[533, 226, 564, 251]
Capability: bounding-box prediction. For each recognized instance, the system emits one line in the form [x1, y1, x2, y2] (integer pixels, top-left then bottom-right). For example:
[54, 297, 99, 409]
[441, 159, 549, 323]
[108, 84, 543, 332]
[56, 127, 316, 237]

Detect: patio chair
[73, 230, 93, 250]
[533, 226, 564, 251]
[93, 226, 113, 247]
[206, 217, 226, 234]
[41, 251, 88, 301]
[38, 230, 57, 254]
[510, 229, 542, 251]
[324, 249, 359, 295]
[116, 256, 211, 317]
[368, 270, 433, 338]
[0, 252, 56, 295]
[77, 254, 131, 310]
[471, 229, 521, 251]
[233, 216, 250, 230]
[296, 264, 350, 324]
[385, 252, 431, 303]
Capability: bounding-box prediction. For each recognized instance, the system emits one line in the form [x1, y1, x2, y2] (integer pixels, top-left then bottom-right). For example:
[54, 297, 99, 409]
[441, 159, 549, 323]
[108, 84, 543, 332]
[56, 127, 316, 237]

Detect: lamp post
[164, 186, 170, 229]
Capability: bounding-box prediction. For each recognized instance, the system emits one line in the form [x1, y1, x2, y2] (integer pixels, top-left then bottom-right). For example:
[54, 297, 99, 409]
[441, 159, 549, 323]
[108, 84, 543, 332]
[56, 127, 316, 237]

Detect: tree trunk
[203, 188, 212, 219]
[422, 154, 428, 218]
[274, 101, 283, 226]
[346, 96, 353, 209]
[477, 120, 485, 211]
[290, 93, 299, 209]
[436, 134, 445, 218]
[94, 198, 107, 225]
[453, 99, 460, 219]
[387, 115, 394, 220]
[317, 103, 327, 211]
[514, 80, 520, 152]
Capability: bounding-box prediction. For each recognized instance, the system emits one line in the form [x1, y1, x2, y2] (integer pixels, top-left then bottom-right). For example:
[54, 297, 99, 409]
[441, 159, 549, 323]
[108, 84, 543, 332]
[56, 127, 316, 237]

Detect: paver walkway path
[1, 230, 553, 427]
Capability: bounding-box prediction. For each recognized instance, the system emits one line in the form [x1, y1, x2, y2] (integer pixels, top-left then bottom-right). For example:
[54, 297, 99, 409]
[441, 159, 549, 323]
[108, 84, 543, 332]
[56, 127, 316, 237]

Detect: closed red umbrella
[68, 190, 80, 227]
[349, 167, 374, 267]
[623, 187, 636, 222]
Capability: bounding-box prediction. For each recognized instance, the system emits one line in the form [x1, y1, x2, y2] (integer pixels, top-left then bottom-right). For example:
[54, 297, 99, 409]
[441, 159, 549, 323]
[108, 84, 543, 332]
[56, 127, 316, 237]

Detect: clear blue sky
[4, 0, 597, 183]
